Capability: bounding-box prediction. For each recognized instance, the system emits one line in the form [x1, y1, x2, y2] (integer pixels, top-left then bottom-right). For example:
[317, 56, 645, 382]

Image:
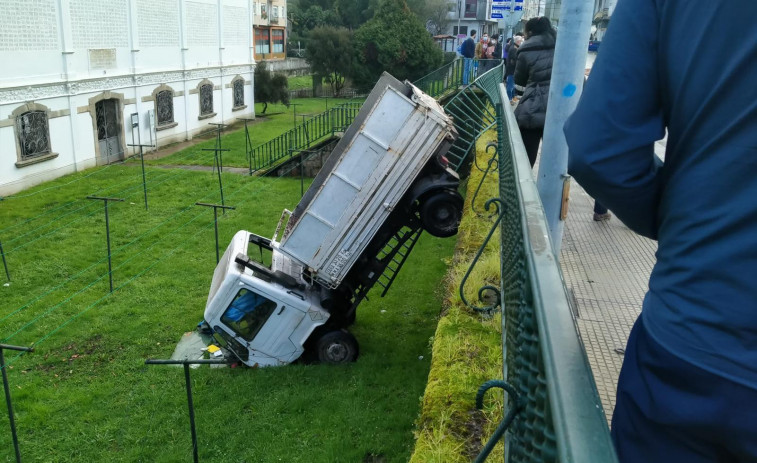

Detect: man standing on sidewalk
[461, 30, 476, 85]
[565, 0, 757, 461]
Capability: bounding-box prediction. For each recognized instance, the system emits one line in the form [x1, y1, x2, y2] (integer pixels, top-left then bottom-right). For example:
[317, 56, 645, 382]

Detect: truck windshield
[221, 288, 278, 342]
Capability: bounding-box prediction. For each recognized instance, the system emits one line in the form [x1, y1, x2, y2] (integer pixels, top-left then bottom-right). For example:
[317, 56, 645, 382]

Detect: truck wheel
[316, 330, 359, 364]
[420, 190, 463, 237]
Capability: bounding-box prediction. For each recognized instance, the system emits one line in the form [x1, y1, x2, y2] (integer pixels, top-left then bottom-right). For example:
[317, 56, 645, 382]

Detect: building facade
[0, 0, 260, 196]
[252, 0, 286, 61]
[592, 0, 617, 41]
[446, 0, 500, 52]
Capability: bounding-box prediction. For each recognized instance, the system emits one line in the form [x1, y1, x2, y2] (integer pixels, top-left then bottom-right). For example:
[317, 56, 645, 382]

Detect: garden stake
[145, 359, 228, 463]
[0, 239, 9, 283]
[127, 112, 154, 210]
[208, 123, 228, 173]
[202, 147, 230, 213]
[1, 343, 33, 463]
[195, 203, 236, 263]
[86, 196, 124, 292]
[237, 117, 255, 175]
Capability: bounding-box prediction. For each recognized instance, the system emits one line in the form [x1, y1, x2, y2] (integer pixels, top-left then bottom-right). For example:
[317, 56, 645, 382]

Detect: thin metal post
[237, 117, 255, 176]
[1, 344, 33, 463]
[201, 148, 230, 212]
[86, 196, 124, 292]
[0, 239, 9, 283]
[537, 0, 594, 254]
[195, 203, 235, 263]
[127, 135, 155, 211]
[145, 358, 227, 463]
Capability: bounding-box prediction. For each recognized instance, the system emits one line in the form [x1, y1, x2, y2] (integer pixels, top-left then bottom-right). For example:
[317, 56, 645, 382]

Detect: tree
[422, 0, 453, 35]
[351, 0, 443, 90]
[305, 27, 354, 96]
[254, 62, 290, 114]
[334, 0, 378, 30]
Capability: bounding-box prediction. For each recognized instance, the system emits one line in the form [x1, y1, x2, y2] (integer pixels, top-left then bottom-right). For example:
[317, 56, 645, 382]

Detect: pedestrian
[475, 33, 488, 75]
[460, 30, 476, 85]
[505, 34, 524, 101]
[565, 1, 757, 462]
[482, 37, 498, 74]
[514, 17, 555, 167]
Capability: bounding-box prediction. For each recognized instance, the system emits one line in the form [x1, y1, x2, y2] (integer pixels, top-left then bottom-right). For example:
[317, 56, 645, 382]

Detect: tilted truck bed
[276, 73, 456, 288]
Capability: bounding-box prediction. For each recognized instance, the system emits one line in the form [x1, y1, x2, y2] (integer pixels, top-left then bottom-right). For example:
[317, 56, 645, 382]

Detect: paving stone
[559, 180, 657, 423]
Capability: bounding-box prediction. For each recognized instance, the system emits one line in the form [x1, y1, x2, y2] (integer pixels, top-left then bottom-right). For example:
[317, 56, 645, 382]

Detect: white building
[0, 0, 273, 196]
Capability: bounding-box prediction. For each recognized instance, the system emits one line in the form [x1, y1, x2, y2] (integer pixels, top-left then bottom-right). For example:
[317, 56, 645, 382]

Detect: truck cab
[204, 230, 358, 366]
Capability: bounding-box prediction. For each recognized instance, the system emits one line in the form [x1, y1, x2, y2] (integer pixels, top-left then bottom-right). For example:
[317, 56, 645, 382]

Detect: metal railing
[468, 81, 618, 461]
[249, 101, 361, 172]
[414, 58, 504, 100]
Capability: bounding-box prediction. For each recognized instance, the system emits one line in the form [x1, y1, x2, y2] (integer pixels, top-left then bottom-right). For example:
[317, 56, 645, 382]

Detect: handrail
[249, 102, 361, 172]
[493, 83, 618, 462]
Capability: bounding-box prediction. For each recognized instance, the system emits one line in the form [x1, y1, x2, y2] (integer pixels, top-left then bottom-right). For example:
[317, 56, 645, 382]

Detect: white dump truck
[200, 73, 462, 367]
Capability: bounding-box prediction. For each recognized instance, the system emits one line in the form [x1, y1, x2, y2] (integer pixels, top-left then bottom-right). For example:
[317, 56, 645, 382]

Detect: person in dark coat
[505, 34, 523, 100]
[514, 18, 556, 167]
[460, 30, 476, 85]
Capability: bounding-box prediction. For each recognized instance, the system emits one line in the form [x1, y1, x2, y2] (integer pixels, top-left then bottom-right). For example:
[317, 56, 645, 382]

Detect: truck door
[218, 287, 304, 363]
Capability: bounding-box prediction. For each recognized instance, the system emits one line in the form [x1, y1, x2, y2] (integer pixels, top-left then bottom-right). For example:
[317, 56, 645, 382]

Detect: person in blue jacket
[460, 30, 476, 85]
[564, 0, 757, 461]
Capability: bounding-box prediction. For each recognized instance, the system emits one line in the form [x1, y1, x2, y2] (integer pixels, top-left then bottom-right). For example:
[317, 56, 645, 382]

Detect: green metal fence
[414, 58, 503, 100]
[249, 101, 361, 172]
[482, 83, 617, 462]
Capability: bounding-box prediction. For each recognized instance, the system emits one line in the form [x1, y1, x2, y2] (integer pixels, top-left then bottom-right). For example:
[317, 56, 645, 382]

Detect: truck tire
[316, 330, 359, 364]
[420, 190, 463, 237]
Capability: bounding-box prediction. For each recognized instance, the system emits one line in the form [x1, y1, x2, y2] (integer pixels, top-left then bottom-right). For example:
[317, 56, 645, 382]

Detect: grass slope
[410, 130, 505, 462]
[142, 97, 358, 169]
[0, 161, 453, 462]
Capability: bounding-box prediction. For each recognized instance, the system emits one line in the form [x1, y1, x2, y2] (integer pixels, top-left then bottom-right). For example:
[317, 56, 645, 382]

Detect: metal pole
[139, 144, 148, 210]
[536, 0, 594, 254]
[145, 358, 227, 463]
[195, 203, 236, 264]
[1, 344, 33, 463]
[104, 201, 113, 292]
[183, 364, 199, 463]
[86, 196, 124, 292]
[0, 239, 9, 283]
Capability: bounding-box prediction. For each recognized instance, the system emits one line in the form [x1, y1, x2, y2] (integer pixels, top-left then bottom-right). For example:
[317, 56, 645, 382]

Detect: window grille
[200, 84, 214, 115]
[16, 111, 51, 160]
[156, 90, 174, 126]
[233, 79, 244, 108]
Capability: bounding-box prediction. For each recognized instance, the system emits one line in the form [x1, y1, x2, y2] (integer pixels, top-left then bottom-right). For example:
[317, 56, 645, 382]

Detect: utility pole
[536, 0, 594, 255]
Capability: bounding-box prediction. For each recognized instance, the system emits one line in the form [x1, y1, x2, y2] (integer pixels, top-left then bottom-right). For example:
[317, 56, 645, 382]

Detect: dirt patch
[461, 409, 487, 460]
[362, 453, 387, 463]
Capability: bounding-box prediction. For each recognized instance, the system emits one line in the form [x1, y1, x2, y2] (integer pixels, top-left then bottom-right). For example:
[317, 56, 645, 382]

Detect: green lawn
[142, 97, 358, 170]
[0, 162, 454, 461]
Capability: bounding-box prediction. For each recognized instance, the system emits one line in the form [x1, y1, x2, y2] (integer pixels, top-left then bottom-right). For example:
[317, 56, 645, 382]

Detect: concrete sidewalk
[558, 174, 660, 422]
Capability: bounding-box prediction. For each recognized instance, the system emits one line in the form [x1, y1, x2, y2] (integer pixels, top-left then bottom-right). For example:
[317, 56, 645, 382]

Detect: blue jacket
[460, 37, 475, 59]
[565, 0, 757, 387]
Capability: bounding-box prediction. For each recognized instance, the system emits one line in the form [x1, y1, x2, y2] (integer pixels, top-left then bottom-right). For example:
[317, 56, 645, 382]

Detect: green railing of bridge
[414, 58, 503, 99]
[462, 77, 618, 461]
[249, 101, 361, 172]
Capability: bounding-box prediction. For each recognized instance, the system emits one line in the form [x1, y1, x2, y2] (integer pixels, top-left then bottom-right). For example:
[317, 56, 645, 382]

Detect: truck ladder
[375, 225, 423, 297]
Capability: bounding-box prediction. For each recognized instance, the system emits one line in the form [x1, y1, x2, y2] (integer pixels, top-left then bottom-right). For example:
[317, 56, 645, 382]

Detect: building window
[255, 28, 270, 55]
[17, 111, 51, 161]
[233, 78, 244, 108]
[465, 0, 477, 18]
[272, 29, 284, 53]
[156, 90, 174, 126]
[260, 4, 267, 19]
[199, 83, 214, 116]
[452, 26, 468, 36]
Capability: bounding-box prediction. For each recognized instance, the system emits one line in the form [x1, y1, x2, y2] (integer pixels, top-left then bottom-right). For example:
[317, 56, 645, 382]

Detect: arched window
[17, 110, 51, 161]
[156, 89, 174, 126]
[233, 78, 245, 109]
[199, 83, 214, 116]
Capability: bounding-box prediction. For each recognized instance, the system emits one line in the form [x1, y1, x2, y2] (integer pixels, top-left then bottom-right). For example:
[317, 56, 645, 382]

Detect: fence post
[1, 343, 33, 463]
[145, 358, 228, 463]
[86, 196, 124, 292]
